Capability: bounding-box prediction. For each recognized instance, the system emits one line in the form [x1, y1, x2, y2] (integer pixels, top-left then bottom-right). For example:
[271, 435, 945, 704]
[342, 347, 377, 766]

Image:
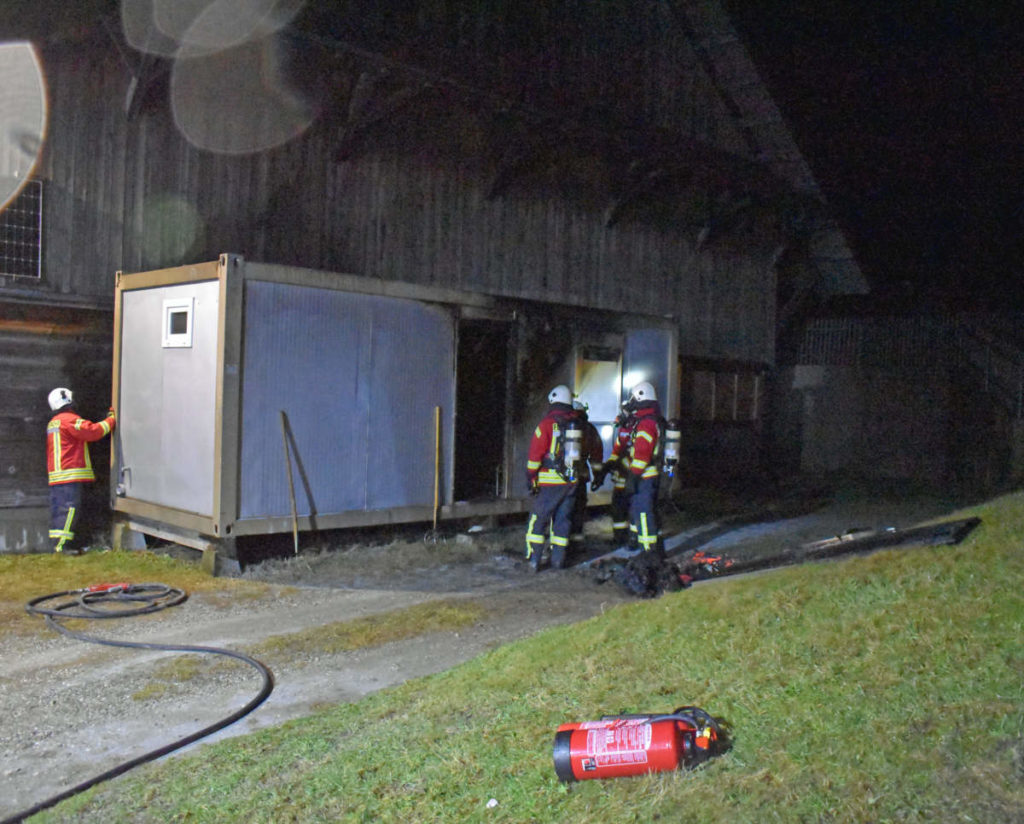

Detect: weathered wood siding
[24, 3, 782, 364]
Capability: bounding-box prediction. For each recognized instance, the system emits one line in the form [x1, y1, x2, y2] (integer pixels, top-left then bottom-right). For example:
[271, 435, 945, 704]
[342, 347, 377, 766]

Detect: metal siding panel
[239, 281, 371, 519]
[366, 299, 455, 510]
[238, 282, 455, 518]
[119, 281, 218, 513]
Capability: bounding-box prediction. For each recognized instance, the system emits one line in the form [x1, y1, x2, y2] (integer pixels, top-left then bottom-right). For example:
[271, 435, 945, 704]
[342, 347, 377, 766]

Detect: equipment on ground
[675, 516, 983, 585]
[582, 516, 983, 599]
[553, 706, 722, 782]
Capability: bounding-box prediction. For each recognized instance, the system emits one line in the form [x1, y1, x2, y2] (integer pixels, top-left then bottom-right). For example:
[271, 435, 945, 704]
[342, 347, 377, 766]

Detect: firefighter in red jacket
[46, 387, 116, 554]
[524, 384, 580, 571]
[617, 381, 664, 555]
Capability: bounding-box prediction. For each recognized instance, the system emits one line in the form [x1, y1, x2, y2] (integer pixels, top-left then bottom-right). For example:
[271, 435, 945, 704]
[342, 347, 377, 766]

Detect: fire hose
[1, 583, 274, 824]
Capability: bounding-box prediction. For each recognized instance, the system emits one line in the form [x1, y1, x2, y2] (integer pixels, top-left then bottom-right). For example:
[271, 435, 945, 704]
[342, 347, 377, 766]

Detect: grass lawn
[18, 492, 1024, 823]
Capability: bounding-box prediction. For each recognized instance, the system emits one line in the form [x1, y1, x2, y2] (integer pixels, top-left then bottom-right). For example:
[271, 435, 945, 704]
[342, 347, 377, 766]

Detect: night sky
[724, 1, 1024, 311]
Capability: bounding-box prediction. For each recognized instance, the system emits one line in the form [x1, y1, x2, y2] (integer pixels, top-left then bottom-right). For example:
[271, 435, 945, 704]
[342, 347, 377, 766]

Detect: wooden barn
[0, 0, 865, 555]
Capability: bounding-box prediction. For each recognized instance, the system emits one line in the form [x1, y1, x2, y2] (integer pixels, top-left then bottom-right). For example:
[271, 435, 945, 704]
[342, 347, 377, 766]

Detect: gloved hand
[108, 407, 116, 419]
[622, 472, 638, 496]
[590, 467, 607, 492]
[529, 484, 540, 496]
[527, 474, 539, 496]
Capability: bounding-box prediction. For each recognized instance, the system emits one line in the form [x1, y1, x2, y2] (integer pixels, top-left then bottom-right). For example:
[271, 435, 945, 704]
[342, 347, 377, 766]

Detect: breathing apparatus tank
[663, 418, 682, 476]
[563, 418, 583, 481]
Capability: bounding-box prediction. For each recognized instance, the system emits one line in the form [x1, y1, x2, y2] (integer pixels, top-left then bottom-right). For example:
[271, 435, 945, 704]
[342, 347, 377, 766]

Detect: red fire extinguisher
[552, 706, 721, 782]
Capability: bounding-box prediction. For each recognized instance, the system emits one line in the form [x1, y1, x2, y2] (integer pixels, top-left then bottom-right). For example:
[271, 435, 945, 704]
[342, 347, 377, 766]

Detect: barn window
[162, 297, 194, 348]
[691, 368, 762, 422]
[0, 179, 43, 279]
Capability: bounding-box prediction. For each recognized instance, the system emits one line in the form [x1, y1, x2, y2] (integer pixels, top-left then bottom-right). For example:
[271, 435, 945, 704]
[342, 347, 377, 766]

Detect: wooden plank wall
[24, 2, 782, 367]
[0, 309, 112, 509]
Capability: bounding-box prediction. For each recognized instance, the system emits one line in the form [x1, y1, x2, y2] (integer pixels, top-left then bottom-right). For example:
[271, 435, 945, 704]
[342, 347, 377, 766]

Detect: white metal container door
[118, 281, 219, 515]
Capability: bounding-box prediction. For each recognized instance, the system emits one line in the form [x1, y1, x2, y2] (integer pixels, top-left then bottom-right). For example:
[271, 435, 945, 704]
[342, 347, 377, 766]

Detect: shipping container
[112, 255, 678, 559]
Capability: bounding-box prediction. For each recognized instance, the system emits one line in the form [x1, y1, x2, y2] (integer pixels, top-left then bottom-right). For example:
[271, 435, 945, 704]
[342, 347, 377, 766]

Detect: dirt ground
[0, 480, 974, 821]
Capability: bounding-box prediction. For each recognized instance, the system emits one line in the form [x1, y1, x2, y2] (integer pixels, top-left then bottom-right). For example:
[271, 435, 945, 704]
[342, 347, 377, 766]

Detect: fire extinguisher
[552, 706, 721, 782]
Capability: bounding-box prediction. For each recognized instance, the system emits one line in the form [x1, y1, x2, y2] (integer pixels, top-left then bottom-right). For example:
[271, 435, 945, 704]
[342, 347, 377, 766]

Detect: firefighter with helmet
[524, 384, 581, 571]
[45, 387, 116, 554]
[614, 381, 664, 555]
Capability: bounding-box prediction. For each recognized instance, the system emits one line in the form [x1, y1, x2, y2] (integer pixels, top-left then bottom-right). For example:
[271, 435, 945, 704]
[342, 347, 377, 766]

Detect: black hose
[2, 583, 274, 824]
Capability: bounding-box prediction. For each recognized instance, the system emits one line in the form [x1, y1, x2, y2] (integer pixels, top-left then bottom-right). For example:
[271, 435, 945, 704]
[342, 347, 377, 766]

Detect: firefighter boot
[550, 545, 567, 570]
[528, 549, 544, 573]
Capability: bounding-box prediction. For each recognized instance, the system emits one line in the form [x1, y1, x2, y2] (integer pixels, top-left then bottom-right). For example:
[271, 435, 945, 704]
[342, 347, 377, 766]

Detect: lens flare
[0, 42, 47, 212]
[170, 34, 313, 154]
[140, 194, 205, 266]
[122, 0, 305, 58]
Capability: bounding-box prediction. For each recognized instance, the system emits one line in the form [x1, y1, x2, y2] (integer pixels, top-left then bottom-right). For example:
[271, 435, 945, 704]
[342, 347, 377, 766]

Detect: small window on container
[162, 297, 194, 348]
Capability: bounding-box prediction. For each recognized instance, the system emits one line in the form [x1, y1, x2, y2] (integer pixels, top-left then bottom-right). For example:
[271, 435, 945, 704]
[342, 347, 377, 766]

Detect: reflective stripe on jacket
[47, 410, 115, 485]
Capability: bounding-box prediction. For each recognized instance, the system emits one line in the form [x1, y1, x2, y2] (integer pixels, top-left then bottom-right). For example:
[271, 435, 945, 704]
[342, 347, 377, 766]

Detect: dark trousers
[49, 482, 83, 553]
[610, 482, 631, 544]
[525, 483, 576, 568]
[629, 475, 661, 553]
[569, 483, 588, 545]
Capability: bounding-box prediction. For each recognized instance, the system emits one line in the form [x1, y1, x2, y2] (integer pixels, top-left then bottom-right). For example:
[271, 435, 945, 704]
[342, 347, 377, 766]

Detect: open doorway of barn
[453, 319, 510, 501]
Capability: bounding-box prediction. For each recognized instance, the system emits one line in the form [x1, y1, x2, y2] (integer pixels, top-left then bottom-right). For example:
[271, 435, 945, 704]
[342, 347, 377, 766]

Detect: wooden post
[433, 405, 441, 531]
[280, 410, 299, 554]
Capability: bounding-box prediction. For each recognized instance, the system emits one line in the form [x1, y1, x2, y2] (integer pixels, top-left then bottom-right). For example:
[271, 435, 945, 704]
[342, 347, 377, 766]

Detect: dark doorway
[454, 320, 510, 501]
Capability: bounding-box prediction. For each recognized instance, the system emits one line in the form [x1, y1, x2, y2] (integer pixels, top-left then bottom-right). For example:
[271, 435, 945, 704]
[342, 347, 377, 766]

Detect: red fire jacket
[526, 405, 579, 487]
[47, 409, 116, 485]
[610, 403, 662, 480]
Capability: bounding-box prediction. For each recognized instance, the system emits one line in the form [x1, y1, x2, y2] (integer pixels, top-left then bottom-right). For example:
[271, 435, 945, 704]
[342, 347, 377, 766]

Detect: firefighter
[46, 387, 116, 554]
[592, 403, 634, 546]
[619, 381, 664, 555]
[568, 398, 604, 554]
[524, 384, 580, 571]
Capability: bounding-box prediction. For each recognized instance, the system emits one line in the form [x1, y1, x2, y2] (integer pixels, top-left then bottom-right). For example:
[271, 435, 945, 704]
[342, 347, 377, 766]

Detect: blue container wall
[238, 281, 455, 519]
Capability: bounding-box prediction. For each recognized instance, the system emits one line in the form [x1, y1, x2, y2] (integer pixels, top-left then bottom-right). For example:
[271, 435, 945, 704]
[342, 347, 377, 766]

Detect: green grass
[0, 549, 270, 638]
[33, 493, 1024, 822]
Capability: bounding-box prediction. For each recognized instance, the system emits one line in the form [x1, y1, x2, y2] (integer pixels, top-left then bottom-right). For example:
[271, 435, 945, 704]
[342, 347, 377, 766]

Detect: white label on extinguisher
[585, 723, 652, 766]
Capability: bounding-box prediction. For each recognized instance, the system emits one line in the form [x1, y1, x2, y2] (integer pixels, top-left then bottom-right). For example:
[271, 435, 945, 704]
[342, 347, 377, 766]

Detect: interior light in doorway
[622, 370, 646, 394]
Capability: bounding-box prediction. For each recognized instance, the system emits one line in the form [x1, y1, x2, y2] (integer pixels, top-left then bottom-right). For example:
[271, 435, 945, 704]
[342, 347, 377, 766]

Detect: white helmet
[48, 387, 73, 411]
[548, 384, 572, 405]
[630, 381, 657, 403]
